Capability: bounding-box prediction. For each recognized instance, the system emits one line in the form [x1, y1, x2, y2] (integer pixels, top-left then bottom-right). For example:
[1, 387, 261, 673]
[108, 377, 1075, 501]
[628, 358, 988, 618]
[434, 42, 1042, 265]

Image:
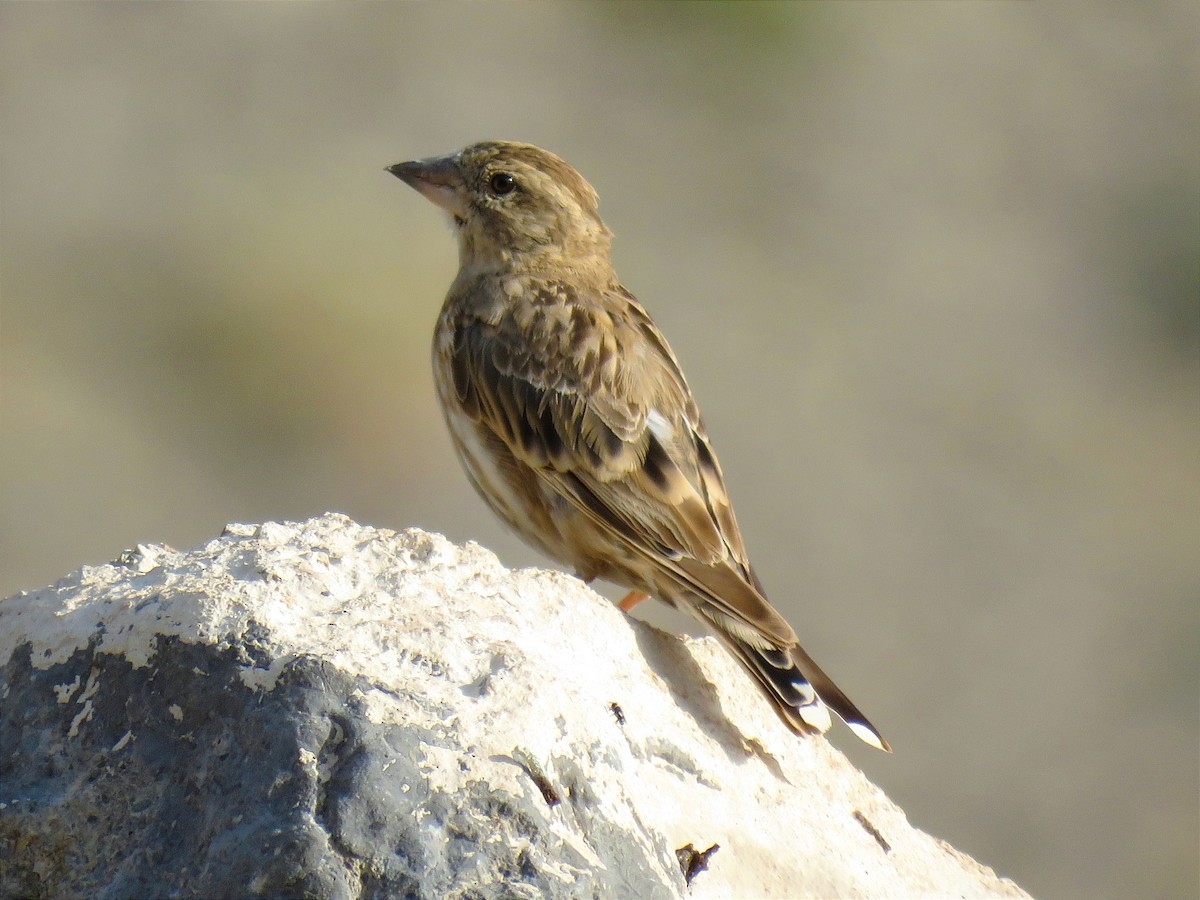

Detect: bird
[387, 141, 889, 751]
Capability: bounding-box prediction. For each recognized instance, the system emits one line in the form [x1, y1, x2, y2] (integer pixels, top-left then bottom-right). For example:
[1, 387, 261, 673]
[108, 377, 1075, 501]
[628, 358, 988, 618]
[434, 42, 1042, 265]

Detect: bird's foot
[617, 590, 650, 612]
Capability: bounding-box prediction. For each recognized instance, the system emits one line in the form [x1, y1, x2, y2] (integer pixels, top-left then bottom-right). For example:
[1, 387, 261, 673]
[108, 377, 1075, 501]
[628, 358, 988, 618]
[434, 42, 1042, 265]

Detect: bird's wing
[450, 278, 891, 750]
[448, 279, 796, 646]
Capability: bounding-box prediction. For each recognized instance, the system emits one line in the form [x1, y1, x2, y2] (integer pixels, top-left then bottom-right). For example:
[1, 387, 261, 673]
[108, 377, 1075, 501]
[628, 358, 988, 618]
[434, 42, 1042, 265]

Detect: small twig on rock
[853, 810, 891, 853]
[511, 747, 560, 807]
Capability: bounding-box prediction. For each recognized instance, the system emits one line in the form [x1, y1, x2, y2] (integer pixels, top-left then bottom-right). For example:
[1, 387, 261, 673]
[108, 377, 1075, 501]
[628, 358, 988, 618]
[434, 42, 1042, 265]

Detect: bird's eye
[489, 172, 517, 195]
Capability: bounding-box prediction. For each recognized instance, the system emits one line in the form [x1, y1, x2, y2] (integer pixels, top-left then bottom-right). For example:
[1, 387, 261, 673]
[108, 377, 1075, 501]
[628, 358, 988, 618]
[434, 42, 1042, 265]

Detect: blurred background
[2, 4, 1196, 897]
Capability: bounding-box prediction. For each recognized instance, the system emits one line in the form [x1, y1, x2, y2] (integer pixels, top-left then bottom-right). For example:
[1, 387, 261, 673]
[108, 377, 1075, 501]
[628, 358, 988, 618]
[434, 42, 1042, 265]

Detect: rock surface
[0, 514, 1028, 899]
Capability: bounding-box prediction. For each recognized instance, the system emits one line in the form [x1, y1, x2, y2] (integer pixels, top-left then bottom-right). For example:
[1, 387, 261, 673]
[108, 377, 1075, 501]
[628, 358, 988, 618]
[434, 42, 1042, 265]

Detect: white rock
[0, 513, 1028, 899]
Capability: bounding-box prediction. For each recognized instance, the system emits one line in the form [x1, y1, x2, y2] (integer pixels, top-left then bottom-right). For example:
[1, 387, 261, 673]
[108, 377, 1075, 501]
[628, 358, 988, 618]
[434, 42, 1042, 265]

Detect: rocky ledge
[0, 513, 1027, 899]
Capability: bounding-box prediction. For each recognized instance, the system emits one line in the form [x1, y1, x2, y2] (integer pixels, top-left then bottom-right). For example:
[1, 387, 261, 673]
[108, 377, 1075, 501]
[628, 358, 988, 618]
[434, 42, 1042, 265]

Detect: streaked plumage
[388, 141, 888, 751]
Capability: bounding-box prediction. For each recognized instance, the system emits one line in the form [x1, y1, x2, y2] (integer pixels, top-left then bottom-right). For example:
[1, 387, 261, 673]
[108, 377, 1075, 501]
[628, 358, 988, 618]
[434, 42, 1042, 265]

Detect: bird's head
[388, 141, 613, 275]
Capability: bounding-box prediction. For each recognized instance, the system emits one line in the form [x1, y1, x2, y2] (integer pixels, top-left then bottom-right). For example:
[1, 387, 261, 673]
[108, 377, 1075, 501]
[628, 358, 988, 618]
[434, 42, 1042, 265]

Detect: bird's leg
[618, 591, 650, 612]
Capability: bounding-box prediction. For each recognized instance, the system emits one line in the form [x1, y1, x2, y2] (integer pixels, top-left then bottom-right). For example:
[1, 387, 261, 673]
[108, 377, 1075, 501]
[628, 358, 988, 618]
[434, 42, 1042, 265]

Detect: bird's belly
[440, 404, 606, 573]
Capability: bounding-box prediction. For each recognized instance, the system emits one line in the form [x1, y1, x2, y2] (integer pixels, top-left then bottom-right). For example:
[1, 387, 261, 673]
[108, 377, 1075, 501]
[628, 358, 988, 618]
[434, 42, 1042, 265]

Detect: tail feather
[786, 640, 891, 752]
[704, 622, 891, 752]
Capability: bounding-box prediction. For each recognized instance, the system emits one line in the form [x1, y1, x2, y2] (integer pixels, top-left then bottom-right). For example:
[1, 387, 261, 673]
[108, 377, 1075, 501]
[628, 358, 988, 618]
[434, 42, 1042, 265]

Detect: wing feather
[449, 278, 795, 645]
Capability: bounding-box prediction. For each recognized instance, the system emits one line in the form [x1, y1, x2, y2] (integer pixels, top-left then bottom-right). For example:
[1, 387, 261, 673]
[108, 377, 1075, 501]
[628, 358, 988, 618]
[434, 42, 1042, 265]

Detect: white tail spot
[799, 702, 832, 733]
[847, 722, 887, 751]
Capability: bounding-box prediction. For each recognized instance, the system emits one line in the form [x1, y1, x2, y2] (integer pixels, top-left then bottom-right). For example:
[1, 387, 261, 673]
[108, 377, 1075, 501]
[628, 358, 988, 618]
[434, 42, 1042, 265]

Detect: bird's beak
[387, 153, 467, 220]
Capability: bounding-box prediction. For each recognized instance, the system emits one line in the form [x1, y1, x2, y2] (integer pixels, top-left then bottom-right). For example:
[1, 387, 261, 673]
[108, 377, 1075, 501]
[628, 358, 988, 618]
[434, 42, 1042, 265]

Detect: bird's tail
[708, 626, 891, 752]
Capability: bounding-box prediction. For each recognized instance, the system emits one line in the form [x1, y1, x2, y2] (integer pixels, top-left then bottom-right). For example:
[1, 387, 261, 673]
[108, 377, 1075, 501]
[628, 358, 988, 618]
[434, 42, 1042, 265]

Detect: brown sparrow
[388, 141, 888, 751]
